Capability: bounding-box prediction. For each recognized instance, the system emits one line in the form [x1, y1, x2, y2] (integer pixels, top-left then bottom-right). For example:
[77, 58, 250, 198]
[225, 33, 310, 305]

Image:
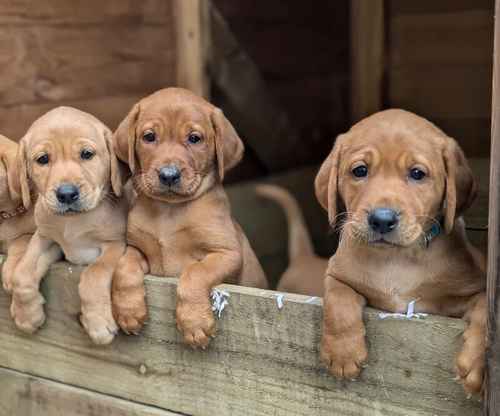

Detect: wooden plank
[0, 95, 145, 141]
[0, 264, 481, 415]
[390, 0, 494, 15]
[389, 66, 492, 119]
[391, 10, 493, 67]
[0, 0, 171, 25]
[350, 0, 385, 122]
[0, 25, 176, 108]
[0, 367, 180, 416]
[173, 0, 210, 98]
[486, 1, 500, 413]
[209, 6, 300, 172]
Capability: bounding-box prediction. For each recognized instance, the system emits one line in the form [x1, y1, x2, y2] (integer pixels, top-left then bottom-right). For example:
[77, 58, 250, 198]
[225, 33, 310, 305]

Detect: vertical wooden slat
[350, 0, 385, 123]
[487, 1, 500, 414]
[174, 0, 211, 98]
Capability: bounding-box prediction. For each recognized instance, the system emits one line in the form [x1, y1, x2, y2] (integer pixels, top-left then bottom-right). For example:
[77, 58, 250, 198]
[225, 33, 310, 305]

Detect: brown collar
[0, 205, 28, 223]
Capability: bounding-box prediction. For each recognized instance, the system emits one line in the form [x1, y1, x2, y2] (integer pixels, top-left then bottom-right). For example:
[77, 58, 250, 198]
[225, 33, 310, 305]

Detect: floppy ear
[442, 138, 477, 233]
[103, 127, 123, 197]
[0, 137, 22, 203]
[8, 140, 31, 209]
[210, 108, 244, 181]
[113, 103, 140, 174]
[314, 134, 345, 227]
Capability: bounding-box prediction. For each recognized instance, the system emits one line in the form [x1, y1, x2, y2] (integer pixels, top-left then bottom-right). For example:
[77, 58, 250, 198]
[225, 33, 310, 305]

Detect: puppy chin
[143, 172, 215, 203]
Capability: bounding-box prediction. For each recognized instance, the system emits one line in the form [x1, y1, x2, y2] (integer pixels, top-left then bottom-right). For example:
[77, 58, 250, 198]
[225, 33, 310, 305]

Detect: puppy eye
[352, 165, 368, 178]
[187, 133, 202, 144]
[36, 154, 49, 165]
[409, 168, 426, 181]
[80, 149, 95, 160]
[143, 130, 156, 143]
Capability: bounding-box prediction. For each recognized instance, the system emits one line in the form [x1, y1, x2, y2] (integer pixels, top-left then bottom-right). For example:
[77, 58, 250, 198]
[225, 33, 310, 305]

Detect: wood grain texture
[486, 1, 500, 413]
[0, 367, 181, 416]
[350, 0, 385, 122]
[173, 0, 210, 97]
[0, 263, 481, 416]
[386, 1, 494, 157]
[0, 0, 177, 140]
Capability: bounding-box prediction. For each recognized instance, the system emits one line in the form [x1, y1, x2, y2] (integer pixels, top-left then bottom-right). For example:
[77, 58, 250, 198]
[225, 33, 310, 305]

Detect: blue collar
[424, 219, 442, 248]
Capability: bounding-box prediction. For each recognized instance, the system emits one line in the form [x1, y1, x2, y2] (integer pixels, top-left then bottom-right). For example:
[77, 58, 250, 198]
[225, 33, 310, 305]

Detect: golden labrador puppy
[0, 135, 36, 292]
[111, 87, 267, 348]
[315, 109, 486, 394]
[9, 107, 127, 345]
[256, 184, 327, 296]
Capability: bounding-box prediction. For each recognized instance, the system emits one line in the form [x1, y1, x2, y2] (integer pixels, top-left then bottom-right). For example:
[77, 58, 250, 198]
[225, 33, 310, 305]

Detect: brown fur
[9, 107, 127, 345]
[0, 135, 36, 294]
[256, 184, 327, 296]
[315, 109, 486, 394]
[111, 88, 267, 348]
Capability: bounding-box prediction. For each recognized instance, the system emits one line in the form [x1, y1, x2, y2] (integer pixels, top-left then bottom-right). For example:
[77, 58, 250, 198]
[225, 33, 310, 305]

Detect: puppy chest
[128, 223, 202, 277]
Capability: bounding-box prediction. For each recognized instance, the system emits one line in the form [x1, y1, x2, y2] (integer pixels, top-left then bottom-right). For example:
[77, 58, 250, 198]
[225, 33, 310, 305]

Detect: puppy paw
[321, 331, 368, 379]
[455, 331, 485, 395]
[112, 291, 147, 335]
[176, 298, 215, 349]
[10, 294, 46, 334]
[80, 309, 118, 345]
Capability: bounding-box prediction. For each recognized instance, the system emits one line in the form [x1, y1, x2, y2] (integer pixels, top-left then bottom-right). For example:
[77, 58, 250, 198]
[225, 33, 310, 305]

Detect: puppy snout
[159, 165, 181, 187]
[368, 208, 399, 234]
[55, 183, 80, 204]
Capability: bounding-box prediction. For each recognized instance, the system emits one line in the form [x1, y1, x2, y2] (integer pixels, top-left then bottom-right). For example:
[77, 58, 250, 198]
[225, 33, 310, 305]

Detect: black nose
[368, 208, 399, 234]
[159, 165, 181, 186]
[56, 183, 80, 204]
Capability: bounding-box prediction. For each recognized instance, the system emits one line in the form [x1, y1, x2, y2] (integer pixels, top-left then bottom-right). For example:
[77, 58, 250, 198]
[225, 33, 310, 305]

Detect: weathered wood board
[0, 367, 181, 416]
[0, 263, 481, 416]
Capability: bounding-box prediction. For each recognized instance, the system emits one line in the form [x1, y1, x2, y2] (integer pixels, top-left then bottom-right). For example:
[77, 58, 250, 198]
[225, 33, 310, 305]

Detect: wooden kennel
[0, 0, 498, 415]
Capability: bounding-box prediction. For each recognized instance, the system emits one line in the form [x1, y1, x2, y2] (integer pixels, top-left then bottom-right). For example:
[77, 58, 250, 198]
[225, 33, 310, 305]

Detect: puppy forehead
[26, 107, 104, 146]
[139, 102, 211, 129]
[344, 125, 444, 164]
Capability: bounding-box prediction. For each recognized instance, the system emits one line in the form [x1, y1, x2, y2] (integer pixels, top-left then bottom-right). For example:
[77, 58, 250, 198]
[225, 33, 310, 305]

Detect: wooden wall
[212, 0, 350, 170]
[386, 0, 494, 157]
[0, 1, 177, 140]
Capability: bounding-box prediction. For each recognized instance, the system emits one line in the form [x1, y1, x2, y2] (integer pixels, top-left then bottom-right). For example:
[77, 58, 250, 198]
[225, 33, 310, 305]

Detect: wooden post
[174, 0, 211, 98]
[487, 1, 500, 414]
[350, 0, 385, 123]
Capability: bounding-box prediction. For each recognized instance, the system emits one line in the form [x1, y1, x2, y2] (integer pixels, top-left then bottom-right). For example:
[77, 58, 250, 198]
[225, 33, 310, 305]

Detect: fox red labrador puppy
[315, 109, 486, 394]
[9, 107, 127, 345]
[111, 87, 267, 348]
[0, 135, 36, 293]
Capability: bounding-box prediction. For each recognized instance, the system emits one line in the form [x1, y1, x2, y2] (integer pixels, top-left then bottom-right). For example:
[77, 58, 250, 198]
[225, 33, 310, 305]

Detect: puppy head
[0, 135, 23, 210]
[14, 106, 122, 214]
[113, 88, 244, 203]
[315, 109, 476, 248]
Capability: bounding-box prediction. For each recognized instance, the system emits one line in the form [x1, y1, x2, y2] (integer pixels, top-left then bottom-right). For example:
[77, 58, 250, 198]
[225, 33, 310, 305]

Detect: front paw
[112, 289, 147, 335]
[10, 293, 46, 334]
[321, 330, 368, 379]
[455, 329, 485, 395]
[176, 297, 215, 349]
[80, 308, 118, 346]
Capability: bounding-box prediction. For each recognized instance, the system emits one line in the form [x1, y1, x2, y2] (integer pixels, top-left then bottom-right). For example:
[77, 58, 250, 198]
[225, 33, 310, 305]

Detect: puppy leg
[455, 292, 486, 395]
[112, 246, 149, 335]
[10, 231, 62, 333]
[176, 250, 242, 349]
[2, 234, 32, 294]
[321, 275, 368, 379]
[79, 242, 125, 345]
